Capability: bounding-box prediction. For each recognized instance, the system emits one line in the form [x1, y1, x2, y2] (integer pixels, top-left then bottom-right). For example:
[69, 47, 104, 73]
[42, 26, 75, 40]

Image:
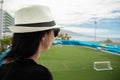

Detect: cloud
[62, 26, 120, 38]
[62, 26, 110, 35]
[3, 0, 120, 25]
[51, 0, 120, 25]
[2, 0, 120, 39]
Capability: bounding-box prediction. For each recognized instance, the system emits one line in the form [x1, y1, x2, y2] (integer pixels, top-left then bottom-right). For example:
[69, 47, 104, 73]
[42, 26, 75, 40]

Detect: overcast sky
[2, 0, 120, 38]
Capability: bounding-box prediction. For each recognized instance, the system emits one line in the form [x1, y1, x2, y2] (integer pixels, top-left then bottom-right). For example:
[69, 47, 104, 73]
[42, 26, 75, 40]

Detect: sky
[2, 0, 120, 39]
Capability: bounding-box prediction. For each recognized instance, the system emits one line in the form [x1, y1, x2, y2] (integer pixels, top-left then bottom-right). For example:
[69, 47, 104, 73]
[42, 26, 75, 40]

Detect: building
[0, 9, 15, 39]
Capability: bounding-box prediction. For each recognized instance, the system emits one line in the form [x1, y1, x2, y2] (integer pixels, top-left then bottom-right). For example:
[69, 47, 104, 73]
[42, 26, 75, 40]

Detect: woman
[0, 5, 61, 80]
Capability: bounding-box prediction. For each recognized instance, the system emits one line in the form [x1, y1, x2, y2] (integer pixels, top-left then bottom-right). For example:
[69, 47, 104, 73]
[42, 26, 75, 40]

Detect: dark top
[0, 59, 52, 80]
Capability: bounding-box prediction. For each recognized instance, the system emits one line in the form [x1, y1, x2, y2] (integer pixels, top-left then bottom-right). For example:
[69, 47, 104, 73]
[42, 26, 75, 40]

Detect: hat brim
[8, 25, 63, 33]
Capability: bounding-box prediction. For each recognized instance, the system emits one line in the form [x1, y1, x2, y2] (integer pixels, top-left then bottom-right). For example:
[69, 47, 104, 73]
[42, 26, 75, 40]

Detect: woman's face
[42, 30, 54, 50]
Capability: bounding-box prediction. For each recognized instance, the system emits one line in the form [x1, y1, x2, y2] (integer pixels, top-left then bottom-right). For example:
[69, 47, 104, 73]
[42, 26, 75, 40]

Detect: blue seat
[0, 49, 10, 65]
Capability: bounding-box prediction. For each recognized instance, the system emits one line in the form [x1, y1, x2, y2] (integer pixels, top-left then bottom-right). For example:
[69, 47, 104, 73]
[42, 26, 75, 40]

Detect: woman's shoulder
[21, 59, 53, 80]
[16, 59, 52, 75]
[33, 65, 53, 80]
[0, 59, 53, 80]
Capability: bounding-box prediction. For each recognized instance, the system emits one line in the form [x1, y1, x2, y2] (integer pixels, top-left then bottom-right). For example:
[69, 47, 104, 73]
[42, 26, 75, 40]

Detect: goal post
[93, 61, 113, 71]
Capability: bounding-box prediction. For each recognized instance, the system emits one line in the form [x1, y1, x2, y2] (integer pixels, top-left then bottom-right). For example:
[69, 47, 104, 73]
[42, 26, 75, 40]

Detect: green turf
[38, 45, 120, 80]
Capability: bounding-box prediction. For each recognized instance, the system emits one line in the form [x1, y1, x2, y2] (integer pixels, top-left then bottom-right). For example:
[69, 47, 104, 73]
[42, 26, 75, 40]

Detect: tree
[104, 38, 113, 43]
[0, 37, 12, 53]
[56, 33, 71, 40]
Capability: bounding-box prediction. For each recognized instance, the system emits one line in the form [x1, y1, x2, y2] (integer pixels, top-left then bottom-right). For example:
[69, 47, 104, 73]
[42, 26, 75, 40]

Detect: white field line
[83, 46, 120, 56]
[62, 62, 70, 71]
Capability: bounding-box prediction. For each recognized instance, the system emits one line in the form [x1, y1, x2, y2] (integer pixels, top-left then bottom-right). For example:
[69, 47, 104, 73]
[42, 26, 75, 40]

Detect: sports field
[38, 45, 120, 80]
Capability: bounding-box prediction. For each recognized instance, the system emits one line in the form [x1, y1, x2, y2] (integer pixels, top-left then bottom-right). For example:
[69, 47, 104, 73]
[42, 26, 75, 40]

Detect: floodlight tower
[94, 15, 98, 42]
[0, 0, 3, 39]
[94, 19, 97, 42]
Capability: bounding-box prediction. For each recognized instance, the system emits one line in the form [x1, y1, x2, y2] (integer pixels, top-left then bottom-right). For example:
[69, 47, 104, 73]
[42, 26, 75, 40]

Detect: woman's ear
[42, 36, 45, 41]
[42, 33, 47, 42]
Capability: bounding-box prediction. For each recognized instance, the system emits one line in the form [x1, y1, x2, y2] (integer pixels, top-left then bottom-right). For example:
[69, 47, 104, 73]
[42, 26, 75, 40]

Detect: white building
[0, 9, 15, 39]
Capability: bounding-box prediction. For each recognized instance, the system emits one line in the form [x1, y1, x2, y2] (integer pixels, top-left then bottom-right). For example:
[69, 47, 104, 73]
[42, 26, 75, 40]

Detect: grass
[38, 45, 120, 80]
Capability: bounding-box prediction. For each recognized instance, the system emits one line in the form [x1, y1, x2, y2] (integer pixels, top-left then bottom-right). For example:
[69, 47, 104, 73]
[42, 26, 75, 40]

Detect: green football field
[38, 45, 120, 80]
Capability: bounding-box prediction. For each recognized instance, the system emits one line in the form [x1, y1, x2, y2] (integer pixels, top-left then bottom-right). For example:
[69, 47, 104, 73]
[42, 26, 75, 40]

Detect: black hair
[3, 30, 50, 62]
[3, 28, 60, 62]
[53, 28, 60, 37]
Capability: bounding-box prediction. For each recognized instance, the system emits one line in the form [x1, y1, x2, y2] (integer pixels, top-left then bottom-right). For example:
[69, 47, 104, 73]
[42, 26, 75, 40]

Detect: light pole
[0, 0, 3, 39]
[94, 20, 97, 42]
[93, 14, 98, 42]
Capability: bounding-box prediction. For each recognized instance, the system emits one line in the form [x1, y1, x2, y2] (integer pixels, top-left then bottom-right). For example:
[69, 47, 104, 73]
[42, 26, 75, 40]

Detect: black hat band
[15, 21, 56, 27]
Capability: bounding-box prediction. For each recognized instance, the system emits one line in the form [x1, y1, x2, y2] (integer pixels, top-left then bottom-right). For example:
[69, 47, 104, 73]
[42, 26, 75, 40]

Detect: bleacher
[0, 49, 10, 66]
[53, 40, 120, 54]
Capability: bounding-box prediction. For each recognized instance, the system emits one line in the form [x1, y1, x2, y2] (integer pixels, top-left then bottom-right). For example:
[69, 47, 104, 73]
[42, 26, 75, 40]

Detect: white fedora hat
[9, 5, 62, 33]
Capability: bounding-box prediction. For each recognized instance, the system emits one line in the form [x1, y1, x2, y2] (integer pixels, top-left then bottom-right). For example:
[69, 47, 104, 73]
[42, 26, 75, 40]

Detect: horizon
[60, 29, 120, 43]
